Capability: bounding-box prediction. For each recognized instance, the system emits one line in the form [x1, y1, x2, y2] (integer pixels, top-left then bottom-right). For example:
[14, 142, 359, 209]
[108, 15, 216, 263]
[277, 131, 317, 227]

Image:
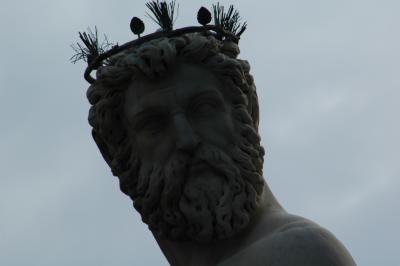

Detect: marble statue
[74, 2, 357, 265]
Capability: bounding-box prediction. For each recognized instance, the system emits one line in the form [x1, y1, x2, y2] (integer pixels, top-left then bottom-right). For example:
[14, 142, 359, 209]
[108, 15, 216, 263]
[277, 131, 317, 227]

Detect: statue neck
[153, 183, 285, 266]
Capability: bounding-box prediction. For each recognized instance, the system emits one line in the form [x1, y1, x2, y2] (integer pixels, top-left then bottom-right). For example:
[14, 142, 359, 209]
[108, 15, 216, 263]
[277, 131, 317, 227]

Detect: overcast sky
[1, 0, 399, 265]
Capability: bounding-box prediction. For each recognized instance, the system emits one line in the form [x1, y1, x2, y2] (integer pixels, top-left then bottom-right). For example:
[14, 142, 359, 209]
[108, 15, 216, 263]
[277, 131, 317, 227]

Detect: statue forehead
[124, 63, 224, 113]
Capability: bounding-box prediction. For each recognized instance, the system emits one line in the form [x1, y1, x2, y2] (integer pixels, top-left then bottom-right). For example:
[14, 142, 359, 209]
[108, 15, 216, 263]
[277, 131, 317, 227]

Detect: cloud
[1, 1, 399, 265]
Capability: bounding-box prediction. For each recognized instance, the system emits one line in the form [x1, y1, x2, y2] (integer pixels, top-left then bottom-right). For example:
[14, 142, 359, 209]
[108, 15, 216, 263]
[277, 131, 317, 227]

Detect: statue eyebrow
[130, 89, 223, 121]
[187, 90, 223, 106]
[128, 88, 173, 118]
[132, 106, 167, 120]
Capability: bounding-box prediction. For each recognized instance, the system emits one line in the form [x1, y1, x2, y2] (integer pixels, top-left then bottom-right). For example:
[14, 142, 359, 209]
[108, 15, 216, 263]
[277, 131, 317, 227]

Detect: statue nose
[173, 112, 199, 152]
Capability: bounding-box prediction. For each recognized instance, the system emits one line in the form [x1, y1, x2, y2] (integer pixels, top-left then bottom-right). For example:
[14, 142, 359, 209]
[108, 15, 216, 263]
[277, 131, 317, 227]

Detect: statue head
[73, 6, 358, 266]
[86, 33, 265, 242]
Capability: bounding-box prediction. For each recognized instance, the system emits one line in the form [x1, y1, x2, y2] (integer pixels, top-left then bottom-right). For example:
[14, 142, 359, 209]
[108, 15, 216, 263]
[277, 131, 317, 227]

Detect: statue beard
[121, 119, 264, 242]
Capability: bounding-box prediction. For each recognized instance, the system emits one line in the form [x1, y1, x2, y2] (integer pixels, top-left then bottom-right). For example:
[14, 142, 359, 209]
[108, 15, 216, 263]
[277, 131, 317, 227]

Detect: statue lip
[188, 159, 210, 174]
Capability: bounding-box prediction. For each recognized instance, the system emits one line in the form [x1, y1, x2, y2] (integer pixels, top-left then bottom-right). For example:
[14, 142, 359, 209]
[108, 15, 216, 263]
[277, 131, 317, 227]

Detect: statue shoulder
[219, 217, 356, 266]
[261, 220, 357, 266]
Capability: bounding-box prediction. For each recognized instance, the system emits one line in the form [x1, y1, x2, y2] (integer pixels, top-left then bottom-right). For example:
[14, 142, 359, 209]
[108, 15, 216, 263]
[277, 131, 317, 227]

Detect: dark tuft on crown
[146, 0, 178, 30]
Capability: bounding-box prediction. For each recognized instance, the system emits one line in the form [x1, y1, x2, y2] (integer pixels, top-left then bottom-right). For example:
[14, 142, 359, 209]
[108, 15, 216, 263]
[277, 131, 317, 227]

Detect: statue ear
[92, 129, 114, 170]
[249, 89, 260, 131]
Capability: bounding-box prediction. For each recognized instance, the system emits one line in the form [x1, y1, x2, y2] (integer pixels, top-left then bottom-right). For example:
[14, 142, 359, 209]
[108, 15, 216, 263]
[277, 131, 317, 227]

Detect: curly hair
[86, 32, 265, 240]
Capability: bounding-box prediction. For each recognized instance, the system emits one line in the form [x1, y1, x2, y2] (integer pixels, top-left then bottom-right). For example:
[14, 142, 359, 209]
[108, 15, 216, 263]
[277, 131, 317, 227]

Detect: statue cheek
[132, 131, 176, 165]
[194, 115, 236, 149]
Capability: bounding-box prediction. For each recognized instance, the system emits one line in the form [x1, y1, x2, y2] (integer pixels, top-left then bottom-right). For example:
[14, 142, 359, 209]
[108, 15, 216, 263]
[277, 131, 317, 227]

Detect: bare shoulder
[261, 218, 357, 266]
[218, 215, 357, 266]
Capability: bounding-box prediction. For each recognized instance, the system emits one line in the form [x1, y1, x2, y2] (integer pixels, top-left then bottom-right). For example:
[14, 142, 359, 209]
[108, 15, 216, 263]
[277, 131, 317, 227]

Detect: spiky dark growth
[197, 6, 212, 26]
[70, 27, 113, 68]
[213, 3, 247, 39]
[146, 0, 178, 31]
[130, 17, 145, 37]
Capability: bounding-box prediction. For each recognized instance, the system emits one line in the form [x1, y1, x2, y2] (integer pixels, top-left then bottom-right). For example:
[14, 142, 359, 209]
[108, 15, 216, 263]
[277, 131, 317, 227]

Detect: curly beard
[123, 141, 263, 243]
[119, 108, 265, 242]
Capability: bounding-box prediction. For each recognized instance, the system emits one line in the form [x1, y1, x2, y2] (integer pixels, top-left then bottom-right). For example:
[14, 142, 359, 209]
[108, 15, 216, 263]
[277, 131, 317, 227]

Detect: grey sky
[1, 0, 399, 265]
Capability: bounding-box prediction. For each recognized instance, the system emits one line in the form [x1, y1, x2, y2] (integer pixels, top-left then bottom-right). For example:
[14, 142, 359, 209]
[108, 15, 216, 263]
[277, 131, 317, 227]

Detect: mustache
[136, 143, 238, 212]
[164, 142, 239, 183]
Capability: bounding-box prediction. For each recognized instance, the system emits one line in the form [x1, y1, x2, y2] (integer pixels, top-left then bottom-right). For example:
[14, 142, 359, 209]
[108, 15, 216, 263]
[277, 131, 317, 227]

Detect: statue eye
[134, 115, 166, 133]
[192, 100, 218, 114]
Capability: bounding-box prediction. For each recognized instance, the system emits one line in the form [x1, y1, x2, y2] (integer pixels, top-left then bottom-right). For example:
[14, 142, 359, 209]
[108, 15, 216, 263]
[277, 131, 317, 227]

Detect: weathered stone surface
[85, 32, 356, 266]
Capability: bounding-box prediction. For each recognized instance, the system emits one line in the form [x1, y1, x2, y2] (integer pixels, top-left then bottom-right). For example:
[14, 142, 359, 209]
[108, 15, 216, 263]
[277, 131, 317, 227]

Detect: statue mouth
[188, 160, 210, 176]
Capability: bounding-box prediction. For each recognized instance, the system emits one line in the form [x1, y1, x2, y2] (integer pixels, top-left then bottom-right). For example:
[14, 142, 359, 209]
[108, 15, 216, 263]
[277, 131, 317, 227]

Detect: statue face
[85, 33, 265, 242]
[124, 63, 236, 171]
[121, 62, 262, 242]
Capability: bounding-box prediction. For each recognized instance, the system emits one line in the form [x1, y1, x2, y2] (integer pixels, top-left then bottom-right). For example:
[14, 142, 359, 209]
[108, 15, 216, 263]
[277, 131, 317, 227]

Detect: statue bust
[77, 2, 357, 265]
